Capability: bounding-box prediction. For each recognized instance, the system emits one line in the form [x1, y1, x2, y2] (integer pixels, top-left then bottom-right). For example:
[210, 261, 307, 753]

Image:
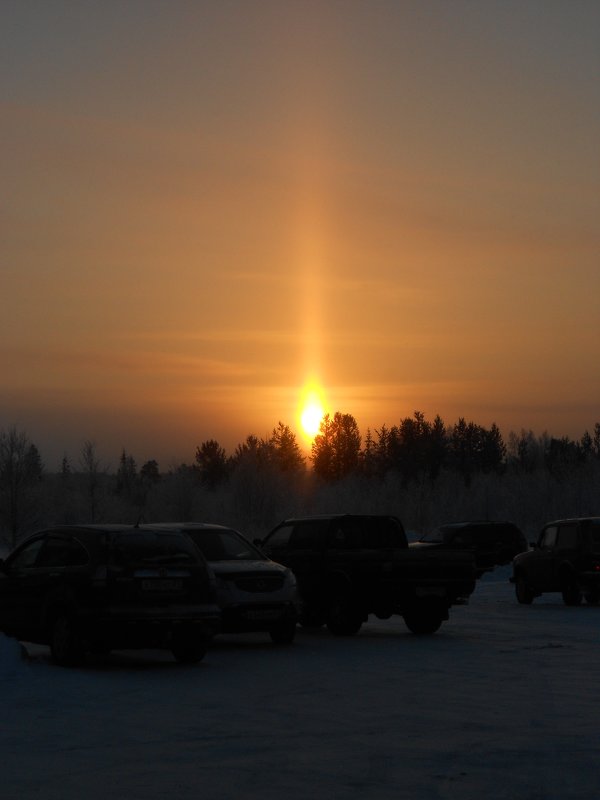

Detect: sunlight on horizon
[298, 380, 327, 443]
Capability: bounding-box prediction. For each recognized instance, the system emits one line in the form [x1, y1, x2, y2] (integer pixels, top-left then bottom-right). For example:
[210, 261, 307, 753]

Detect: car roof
[277, 514, 401, 524]
[141, 522, 237, 532]
[30, 524, 138, 536]
[440, 521, 519, 530]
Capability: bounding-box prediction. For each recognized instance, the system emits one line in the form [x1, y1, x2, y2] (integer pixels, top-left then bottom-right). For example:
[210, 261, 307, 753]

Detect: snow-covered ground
[2, 568, 600, 800]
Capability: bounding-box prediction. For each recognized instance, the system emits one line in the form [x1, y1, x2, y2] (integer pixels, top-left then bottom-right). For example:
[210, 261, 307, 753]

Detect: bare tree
[0, 426, 43, 548]
[79, 440, 102, 521]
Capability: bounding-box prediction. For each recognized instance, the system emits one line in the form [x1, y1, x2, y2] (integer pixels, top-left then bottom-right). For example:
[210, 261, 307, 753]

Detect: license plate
[141, 579, 183, 592]
[244, 609, 282, 621]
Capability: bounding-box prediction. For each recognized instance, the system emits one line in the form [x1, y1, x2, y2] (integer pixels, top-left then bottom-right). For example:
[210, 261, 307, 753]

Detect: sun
[301, 402, 323, 437]
[298, 382, 326, 441]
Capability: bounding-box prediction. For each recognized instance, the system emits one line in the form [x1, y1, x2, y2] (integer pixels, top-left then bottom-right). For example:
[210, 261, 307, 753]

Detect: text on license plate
[141, 579, 183, 592]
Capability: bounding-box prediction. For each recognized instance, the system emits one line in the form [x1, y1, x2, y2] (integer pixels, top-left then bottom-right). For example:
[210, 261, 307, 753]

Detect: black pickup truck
[256, 514, 476, 635]
[512, 517, 600, 605]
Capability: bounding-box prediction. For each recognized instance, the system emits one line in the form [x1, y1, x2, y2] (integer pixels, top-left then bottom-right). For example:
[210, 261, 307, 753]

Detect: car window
[326, 519, 362, 549]
[111, 531, 199, 566]
[193, 530, 263, 561]
[289, 523, 320, 549]
[36, 536, 89, 568]
[8, 537, 45, 570]
[265, 524, 293, 549]
[366, 517, 405, 548]
[556, 525, 579, 551]
[7, 537, 46, 570]
[539, 526, 558, 549]
[451, 528, 475, 547]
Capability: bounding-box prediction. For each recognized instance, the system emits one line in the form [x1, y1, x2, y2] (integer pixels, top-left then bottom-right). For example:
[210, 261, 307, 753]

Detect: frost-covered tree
[195, 439, 229, 489]
[312, 412, 361, 481]
[270, 422, 305, 473]
[0, 426, 43, 548]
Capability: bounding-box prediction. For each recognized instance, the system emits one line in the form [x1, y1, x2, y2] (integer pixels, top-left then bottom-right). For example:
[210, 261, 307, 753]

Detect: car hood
[409, 541, 444, 549]
[208, 559, 289, 577]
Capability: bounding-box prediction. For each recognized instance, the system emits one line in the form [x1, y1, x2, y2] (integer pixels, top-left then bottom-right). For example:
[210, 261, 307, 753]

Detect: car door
[0, 535, 47, 637]
[553, 523, 580, 578]
[529, 526, 559, 591]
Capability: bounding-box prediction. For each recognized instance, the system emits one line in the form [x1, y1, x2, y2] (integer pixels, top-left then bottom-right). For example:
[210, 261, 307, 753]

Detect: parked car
[512, 517, 600, 605]
[256, 514, 476, 635]
[411, 521, 528, 576]
[0, 525, 221, 665]
[145, 523, 299, 644]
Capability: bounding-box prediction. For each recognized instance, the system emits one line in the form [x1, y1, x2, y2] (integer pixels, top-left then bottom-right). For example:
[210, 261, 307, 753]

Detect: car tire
[403, 608, 443, 635]
[171, 631, 208, 664]
[269, 620, 296, 645]
[515, 574, 534, 605]
[561, 576, 583, 606]
[326, 594, 363, 636]
[50, 613, 85, 667]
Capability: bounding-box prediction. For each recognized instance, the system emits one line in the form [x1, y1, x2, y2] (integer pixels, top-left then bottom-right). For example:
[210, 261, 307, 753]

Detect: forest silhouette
[1, 412, 599, 550]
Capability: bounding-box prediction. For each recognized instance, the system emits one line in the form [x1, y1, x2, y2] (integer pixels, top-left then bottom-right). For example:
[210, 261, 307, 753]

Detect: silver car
[143, 523, 298, 644]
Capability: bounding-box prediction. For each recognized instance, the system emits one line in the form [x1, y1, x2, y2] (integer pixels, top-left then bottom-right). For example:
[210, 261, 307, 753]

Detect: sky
[2, 0, 599, 470]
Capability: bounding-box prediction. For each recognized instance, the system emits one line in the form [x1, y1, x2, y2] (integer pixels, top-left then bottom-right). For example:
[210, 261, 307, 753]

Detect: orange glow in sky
[1, 3, 599, 468]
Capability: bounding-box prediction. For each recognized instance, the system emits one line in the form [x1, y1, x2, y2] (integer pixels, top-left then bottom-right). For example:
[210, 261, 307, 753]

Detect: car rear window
[111, 532, 199, 566]
[36, 536, 89, 568]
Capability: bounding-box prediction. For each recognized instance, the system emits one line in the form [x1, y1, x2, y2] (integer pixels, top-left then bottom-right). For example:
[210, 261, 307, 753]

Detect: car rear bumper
[76, 603, 222, 646]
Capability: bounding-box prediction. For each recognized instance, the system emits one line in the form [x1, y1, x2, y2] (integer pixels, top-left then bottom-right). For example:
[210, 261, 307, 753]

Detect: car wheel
[50, 613, 85, 667]
[561, 576, 582, 606]
[326, 594, 363, 636]
[515, 574, 534, 605]
[403, 609, 443, 635]
[171, 634, 208, 664]
[269, 620, 296, 645]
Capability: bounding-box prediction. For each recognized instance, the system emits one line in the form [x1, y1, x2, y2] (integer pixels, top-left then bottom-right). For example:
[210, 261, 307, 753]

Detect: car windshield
[191, 530, 264, 561]
[112, 532, 199, 566]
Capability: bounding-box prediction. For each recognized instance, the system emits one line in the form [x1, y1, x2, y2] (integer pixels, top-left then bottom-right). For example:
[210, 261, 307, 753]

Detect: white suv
[145, 523, 298, 644]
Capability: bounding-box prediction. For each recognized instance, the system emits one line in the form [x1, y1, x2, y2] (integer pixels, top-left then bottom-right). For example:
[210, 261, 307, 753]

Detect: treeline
[1, 413, 599, 550]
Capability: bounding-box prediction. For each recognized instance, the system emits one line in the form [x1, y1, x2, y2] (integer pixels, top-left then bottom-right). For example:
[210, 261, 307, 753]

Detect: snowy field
[2, 568, 600, 800]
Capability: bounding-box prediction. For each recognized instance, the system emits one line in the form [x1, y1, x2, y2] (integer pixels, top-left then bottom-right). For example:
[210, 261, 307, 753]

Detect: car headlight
[284, 568, 297, 589]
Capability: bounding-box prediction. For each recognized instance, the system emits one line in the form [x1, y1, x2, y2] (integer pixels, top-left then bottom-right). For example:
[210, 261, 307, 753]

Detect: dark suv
[512, 517, 600, 605]
[0, 525, 221, 665]
[411, 521, 527, 576]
